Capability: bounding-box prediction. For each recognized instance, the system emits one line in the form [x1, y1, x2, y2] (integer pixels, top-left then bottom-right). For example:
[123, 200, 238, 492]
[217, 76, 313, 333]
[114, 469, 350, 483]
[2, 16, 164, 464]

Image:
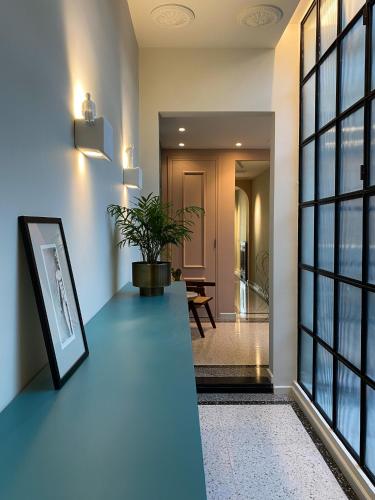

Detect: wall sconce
[74, 93, 114, 161]
[123, 145, 143, 189]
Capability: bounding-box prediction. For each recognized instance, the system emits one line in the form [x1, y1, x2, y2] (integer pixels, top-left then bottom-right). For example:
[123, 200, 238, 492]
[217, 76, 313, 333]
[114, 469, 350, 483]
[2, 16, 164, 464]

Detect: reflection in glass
[318, 203, 335, 272]
[320, 0, 337, 55]
[370, 197, 375, 284]
[339, 198, 363, 281]
[303, 75, 316, 140]
[301, 207, 314, 266]
[340, 108, 364, 194]
[303, 6, 317, 76]
[342, 0, 365, 28]
[301, 270, 314, 331]
[300, 330, 313, 393]
[318, 127, 335, 199]
[338, 283, 361, 368]
[341, 20, 365, 112]
[301, 141, 315, 202]
[337, 362, 361, 454]
[371, 100, 375, 185]
[317, 275, 334, 346]
[366, 385, 375, 475]
[319, 51, 336, 128]
[316, 345, 333, 420]
[368, 292, 375, 380]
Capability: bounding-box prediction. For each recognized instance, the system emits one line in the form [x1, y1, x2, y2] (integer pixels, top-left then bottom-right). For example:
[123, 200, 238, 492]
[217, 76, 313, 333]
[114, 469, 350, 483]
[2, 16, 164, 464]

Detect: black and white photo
[19, 217, 89, 388]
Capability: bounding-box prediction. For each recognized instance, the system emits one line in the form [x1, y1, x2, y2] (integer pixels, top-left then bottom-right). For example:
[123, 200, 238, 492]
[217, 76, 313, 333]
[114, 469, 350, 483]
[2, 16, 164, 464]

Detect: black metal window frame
[298, 0, 375, 485]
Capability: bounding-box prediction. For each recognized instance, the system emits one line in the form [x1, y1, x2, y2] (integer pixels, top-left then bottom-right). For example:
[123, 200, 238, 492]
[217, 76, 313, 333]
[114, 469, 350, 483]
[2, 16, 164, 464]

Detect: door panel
[168, 157, 217, 315]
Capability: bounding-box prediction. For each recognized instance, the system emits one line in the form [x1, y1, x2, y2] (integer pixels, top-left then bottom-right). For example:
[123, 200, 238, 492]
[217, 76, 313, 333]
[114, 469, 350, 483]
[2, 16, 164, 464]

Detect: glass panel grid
[340, 18, 365, 112]
[299, 0, 374, 485]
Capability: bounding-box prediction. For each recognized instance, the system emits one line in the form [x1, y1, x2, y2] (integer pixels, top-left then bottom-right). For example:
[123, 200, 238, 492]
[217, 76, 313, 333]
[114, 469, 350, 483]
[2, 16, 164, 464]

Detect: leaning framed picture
[19, 216, 89, 389]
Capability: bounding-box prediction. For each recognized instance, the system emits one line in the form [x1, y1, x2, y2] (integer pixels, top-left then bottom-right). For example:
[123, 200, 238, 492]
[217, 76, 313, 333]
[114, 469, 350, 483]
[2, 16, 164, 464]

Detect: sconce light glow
[74, 93, 114, 161]
[179, 143, 185, 147]
[178, 127, 186, 132]
[123, 167, 143, 189]
[236, 142, 243, 147]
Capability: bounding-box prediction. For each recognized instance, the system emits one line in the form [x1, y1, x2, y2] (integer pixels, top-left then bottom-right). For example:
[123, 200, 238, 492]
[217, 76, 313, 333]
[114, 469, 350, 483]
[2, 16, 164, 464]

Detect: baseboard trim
[292, 381, 375, 500]
[218, 312, 237, 322]
[273, 385, 293, 395]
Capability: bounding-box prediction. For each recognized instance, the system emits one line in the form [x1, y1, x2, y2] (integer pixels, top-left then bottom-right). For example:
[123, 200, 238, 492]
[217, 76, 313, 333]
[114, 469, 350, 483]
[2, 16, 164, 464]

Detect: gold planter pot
[132, 261, 171, 296]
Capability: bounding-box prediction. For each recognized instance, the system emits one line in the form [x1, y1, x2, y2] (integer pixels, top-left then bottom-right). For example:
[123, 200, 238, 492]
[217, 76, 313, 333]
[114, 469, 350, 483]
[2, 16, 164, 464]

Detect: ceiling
[236, 160, 269, 180]
[159, 112, 273, 149]
[127, 0, 300, 49]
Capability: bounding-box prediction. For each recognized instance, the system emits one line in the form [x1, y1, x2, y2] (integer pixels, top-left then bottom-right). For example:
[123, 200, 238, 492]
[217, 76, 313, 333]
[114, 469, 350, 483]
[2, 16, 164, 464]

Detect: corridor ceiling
[127, 0, 300, 48]
[159, 112, 273, 149]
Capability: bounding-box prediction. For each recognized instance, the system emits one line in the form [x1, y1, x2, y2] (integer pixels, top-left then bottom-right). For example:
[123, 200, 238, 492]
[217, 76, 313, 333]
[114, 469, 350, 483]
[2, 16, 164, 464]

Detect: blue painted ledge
[0, 282, 206, 500]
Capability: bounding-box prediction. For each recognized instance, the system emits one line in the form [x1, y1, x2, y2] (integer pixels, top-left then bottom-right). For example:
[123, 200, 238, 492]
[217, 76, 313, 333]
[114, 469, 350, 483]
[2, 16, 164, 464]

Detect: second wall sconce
[74, 93, 114, 161]
[123, 145, 143, 189]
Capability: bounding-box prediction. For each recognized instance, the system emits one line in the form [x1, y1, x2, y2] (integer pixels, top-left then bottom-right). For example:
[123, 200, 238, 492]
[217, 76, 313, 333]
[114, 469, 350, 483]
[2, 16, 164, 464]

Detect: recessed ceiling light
[236, 142, 243, 147]
[179, 143, 185, 147]
[179, 127, 186, 132]
[151, 4, 195, 29]
[238, 5, 283, 28]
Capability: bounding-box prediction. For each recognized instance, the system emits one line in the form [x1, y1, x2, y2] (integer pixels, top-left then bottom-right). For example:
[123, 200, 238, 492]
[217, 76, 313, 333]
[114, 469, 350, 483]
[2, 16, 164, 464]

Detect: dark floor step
[196, 376, 273, 393]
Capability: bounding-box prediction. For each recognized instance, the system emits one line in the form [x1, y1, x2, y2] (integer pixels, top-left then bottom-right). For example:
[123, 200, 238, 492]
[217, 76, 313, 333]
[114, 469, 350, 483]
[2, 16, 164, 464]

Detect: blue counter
[0, 282, 206, 500]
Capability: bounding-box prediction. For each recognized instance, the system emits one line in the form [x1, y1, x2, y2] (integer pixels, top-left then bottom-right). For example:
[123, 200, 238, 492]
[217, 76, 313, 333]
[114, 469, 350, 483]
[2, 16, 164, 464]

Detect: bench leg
[189, 302, 205, 338]
[204, 303, 216, 329]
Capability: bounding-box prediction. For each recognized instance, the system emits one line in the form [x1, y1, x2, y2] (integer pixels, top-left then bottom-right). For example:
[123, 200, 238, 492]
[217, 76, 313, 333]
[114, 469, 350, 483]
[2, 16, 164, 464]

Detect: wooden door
[167, 156, 217, 315]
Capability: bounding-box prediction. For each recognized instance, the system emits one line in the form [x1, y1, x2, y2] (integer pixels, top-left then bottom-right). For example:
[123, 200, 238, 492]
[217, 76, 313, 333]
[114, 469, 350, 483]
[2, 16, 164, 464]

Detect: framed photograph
[19, 216, 89, 389]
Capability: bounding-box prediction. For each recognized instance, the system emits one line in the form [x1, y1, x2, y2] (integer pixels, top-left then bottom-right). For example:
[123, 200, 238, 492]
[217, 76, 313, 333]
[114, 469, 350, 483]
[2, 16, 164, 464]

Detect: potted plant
[108, 194, 203, 296]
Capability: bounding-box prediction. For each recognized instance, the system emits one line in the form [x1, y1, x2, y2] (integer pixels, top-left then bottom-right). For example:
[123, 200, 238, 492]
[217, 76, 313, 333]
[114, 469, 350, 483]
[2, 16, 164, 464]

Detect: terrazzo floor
[192, 321, 269, 366]
[199, 403, 355, 500]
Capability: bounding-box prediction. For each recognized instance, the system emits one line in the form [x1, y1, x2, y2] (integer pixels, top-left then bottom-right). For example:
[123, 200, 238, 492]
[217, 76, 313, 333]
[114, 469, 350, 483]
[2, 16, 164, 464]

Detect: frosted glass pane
[367, 292, 375, 380]
[303, 6, 317, 76]
[301, 207, 314, 266]
[371, 100, 375, 185]
[338, 283, 362, 368]
[337, 362, 361, 453]
[366, 385, 375, 474]
[318, 127, 335, 199]
[301, 270, 314, 331]
[340, 108, 364, 194]
[317, 275, 334, 346]
[300, 330, 313, 393]
[339, 198, 363, 281]
[320, 0, 337, 55]
[318, 203, 335, 272]
[341, 20, 365, 112]
[316, 345, 333, 419]
[342, 0, 365, 28]
[369, 197, 375, 284]
[302, 75, 316, 140]
[301, 141, 315, 202]
[319, 51, 336, 128]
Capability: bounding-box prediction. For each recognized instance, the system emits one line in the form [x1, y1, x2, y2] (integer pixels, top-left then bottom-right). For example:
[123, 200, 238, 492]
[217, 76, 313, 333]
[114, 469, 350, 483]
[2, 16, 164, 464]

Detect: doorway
[159, 112, 272, 391]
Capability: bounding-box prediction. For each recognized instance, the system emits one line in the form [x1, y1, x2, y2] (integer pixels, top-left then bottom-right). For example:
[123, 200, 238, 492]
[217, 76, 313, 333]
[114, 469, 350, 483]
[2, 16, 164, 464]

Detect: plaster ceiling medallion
[239, 5, 283, 28]
[151, 4, 195, 28]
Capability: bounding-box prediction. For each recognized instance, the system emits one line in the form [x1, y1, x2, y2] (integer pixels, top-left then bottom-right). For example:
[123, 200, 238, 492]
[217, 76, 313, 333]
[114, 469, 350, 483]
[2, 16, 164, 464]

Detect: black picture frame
[19, 216, 89, 389]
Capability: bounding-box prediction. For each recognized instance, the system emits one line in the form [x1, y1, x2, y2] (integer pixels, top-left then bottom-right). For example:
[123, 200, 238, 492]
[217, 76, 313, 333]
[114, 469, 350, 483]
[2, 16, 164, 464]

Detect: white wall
[0, 0, 139, 411]
[140, 48, 274, 193]
[139, 5, 310, 387]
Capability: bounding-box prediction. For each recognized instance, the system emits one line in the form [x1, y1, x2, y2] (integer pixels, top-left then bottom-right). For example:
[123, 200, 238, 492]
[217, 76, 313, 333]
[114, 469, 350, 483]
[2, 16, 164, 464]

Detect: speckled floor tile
[198, 393, 293, 404]
[192, 321, 269, 366]
[199, 404, 353, 500]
